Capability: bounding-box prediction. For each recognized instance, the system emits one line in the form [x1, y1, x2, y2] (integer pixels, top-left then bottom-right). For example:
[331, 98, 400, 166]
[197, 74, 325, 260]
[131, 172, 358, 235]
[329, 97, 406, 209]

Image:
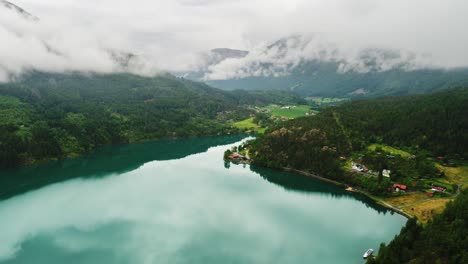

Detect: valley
[1, 1, 467, 263]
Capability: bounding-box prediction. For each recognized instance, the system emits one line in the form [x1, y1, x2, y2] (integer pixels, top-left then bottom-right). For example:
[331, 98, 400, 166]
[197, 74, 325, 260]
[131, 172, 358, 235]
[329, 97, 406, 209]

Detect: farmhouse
[382, 169, 391, 178]
[393, 183, 407, 192]
[431, 185, 446, 192]
[352, 163, 368, 172]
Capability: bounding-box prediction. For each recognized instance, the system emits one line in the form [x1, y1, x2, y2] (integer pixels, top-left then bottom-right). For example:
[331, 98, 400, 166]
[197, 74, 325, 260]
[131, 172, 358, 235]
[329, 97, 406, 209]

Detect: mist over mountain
[180, 35, 468, 97]
[1, 0, 468, 86]
[0, 1, 160, 81]
[0, 0, 38, 21]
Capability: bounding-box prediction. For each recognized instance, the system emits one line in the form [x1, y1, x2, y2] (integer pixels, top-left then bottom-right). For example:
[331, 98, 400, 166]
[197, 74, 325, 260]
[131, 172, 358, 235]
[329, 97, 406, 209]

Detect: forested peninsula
[241, 87, 467, 263]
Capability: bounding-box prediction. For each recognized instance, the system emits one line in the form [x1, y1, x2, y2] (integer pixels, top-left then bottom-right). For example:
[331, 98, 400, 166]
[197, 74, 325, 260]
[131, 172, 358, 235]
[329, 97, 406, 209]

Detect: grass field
[385, 193, 429, 207]
[261, 105, 314, 119]
[368, 144, 411, 158]
[385, 193, 453, 223]
[436, 163, 468, 186]
[401, 198, 453, 223]
[233, 117, 266, 134]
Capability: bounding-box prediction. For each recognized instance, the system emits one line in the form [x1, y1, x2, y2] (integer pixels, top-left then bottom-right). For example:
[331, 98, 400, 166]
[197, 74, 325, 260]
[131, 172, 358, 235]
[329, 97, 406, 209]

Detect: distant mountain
[0, 0, 38, 21]
[205, 60, 468, 98]
[185, 36, 468, 98]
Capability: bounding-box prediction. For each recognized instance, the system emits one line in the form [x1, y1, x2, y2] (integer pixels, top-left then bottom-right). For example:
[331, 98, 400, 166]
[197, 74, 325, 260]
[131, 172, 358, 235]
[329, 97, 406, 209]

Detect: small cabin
[382, 169, 391, 178]
[431, 185, 446, 192]
[352, 163, 368, 172]
[393, 183, 407, 192]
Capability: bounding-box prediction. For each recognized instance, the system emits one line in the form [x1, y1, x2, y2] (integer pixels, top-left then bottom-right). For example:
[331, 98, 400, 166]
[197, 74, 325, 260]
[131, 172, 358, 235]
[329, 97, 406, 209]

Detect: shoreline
[10, 133, 249, 170]
[225, 147, 415, 220]
[280, 167, 413, 220]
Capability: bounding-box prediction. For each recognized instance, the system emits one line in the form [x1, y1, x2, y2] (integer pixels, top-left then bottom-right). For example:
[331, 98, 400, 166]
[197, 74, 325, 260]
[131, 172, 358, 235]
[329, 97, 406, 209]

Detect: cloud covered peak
[0, 0, 38, 21]
[202, 34, 435, 81]
[1, 0, 468, 82]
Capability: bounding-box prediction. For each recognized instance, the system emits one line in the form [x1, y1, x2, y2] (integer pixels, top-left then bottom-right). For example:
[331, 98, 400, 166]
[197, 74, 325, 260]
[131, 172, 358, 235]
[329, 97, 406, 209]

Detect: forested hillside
[368, 189, 468, 264]
[250, 87, 468, 183]
[0, 72, 303, 168]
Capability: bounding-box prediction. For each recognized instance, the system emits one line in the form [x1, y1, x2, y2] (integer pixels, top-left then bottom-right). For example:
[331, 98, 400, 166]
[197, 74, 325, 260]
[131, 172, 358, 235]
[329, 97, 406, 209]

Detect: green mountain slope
[250, 87, 468, 182]
[0, 72, 304, 168]
[248, 88, 468, 262]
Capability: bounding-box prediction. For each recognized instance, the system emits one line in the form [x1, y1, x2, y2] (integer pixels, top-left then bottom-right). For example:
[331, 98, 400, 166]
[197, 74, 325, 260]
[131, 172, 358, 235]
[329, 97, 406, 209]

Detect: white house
[382, 169, 391, 178]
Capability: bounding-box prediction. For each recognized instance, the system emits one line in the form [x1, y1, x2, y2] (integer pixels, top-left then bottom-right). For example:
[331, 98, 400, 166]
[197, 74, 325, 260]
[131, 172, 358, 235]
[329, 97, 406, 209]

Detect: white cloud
[1, 0, 467, 81]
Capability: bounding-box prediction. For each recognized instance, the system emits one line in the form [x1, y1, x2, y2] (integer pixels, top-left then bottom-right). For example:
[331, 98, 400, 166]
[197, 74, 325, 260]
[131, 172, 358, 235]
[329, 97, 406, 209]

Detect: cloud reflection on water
[0, 138, 406, 264]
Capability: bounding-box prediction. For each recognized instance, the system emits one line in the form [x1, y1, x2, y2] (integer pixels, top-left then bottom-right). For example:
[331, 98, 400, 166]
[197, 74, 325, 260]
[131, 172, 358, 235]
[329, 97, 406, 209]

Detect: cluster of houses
[351, 162, 411, 193]
[281, 105, 296, 109]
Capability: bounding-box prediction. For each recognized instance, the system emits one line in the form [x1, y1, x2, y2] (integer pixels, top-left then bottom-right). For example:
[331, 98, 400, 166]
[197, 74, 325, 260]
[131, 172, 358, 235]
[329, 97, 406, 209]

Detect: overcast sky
[1, 0, 467, 80]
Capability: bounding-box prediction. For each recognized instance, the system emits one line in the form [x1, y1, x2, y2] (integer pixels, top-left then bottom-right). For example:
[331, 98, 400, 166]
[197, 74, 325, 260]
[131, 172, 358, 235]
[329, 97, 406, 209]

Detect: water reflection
[0, 137, 406, 264]
[0, 135, 245, 200]
[249, 166, 390, 214]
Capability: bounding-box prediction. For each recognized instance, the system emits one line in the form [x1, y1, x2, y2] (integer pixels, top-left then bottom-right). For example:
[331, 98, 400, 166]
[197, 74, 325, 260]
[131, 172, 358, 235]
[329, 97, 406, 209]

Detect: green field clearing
[436, 163, 468, 186]
[233, 117, 266, 134]
[368, 144, 411, 158]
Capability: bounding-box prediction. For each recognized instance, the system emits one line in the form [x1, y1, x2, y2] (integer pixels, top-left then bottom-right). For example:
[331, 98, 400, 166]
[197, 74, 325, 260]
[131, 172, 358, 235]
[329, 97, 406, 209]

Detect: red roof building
[393, 184, 407, 191]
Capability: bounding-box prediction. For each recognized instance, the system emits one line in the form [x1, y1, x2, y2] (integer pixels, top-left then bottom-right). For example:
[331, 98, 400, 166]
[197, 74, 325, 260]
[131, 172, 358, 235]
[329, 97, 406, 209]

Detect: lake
[0, 136, 406, 264]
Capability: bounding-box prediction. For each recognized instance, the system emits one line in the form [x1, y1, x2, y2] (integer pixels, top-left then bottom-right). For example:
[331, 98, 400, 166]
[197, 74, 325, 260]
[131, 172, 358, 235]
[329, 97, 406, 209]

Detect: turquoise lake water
[0, 136, 406, 264]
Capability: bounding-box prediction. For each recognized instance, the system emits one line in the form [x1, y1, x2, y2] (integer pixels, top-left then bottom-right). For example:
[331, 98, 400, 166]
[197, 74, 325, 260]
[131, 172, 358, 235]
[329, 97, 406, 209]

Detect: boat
[363, 248, 374, 259]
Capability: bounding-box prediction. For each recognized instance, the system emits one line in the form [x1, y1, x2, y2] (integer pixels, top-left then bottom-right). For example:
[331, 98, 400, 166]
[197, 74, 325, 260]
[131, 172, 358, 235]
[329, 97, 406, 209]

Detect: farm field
[233, 117, 266, 134]
[368, 144, 412, 158]
[260, 104, 315, 119]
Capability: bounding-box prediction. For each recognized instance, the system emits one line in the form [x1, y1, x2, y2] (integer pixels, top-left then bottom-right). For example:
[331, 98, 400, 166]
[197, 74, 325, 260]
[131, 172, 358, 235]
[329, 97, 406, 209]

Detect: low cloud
[1, 0, 467, 81]
[203, 35, 436, 80]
